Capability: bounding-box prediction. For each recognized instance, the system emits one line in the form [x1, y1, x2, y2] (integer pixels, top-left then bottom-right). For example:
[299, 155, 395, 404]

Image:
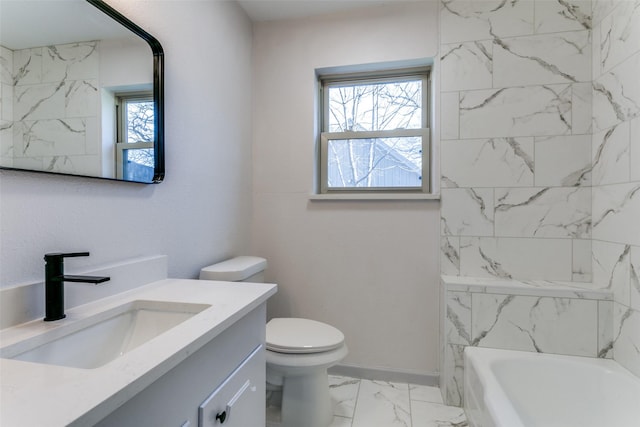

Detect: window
[116, 93, 155, 181]
[318, 67, 430, 194]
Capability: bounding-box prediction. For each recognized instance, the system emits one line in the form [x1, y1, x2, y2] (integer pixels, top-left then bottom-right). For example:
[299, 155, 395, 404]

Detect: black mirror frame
[0, 0, 165, 184]
[88, 0, 164, 183]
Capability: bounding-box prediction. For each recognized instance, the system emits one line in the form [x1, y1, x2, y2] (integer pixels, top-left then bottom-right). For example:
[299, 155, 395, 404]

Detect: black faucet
[44, 252, 110, 322]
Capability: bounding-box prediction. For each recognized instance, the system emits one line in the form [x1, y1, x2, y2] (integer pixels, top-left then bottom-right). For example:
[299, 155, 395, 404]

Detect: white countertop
[0, 278, 277, 427]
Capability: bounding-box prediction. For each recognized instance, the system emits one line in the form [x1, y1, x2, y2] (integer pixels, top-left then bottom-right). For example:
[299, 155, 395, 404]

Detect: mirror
[0, 0, 164, 183]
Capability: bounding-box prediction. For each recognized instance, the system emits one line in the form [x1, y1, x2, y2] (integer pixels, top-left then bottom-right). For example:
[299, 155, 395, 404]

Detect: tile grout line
[329, 377, 466, 426]
[349, 378, 361, 427]
[408, 384, 414, 427]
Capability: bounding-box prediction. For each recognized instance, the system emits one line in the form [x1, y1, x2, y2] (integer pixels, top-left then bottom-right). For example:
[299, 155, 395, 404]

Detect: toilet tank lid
[199, 256, 267, 281]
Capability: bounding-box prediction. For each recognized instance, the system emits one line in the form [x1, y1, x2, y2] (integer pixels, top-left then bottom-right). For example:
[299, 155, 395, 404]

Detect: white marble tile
[442, 274, 612, 301]
[592, 122, 630, 185]
[459, 237, 573, 280]
[598, 300, 614, 358]
[1, 83, 13, 122]
[534, 135, 591, 187]
[493, 31, 591, 87]
[592, 240, 630, 305]
[0, 157, 13, 169]
[44, 154, 101, 175]
[494, 187, 591, 238]
[440, 92, 459, 141]
[410, 400, 467, 427]
[441, 236, 461, 276]
[631, 246, 640, 311]
[329, 416, 352, 427]
[84, 117, 100, 156]
[325, 377, 466, 427]
[13, 48, 42, 86]
[441, 188, 494, 236]
[13, 42, 99, 125]
[10, 154, 42, 170]
[41, 42, 99, 83]
[409, 384, 444, 404]
[13, 119, 88, 157]
[630, 116, 640, 182]
[598, 0, 640, 74]
[441, 138, 534, 188]
[329, 375, 359, 419]
[592, 17, 603, 79]
[440, 0, 534, 44]
[573, 239, 592, 282]
[534, 0, 592, 33]
[592, 0, 619, 26]
[445, 291, 472, 345]
[459, 85, 572, 138]
[0, 48, 12, 123]
[441, 41, 492, 92]
[592, 182, 640, 246]
[441, 344, 465, 407]
[0, 120, 14, 165]
[351, 380, 411, 427]
[613, 303, 640, 377]
[0, 46, 12, 85]
[64, 79, 98, 118]
[13, 82, 66, 121]
[471, 293, 599, 356]
[592, 51, 640, 133]
[571, 82, 593, 135]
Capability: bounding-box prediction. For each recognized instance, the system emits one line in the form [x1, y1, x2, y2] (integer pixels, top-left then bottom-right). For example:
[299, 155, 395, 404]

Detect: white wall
[251, 2, 441, 376]
[0, 1, 254, 291]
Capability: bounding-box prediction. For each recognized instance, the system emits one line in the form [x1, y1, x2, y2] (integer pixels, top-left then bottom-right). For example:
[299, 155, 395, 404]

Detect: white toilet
[200, 256, 348, 427]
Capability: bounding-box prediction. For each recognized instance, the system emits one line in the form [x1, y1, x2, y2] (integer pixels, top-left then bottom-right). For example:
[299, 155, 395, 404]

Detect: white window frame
[318, 67, 430, 194]
[115, 92, 154, 180]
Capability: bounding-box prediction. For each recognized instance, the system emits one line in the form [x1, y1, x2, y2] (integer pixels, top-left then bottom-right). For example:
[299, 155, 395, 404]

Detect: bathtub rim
[463, 346, 640, 427]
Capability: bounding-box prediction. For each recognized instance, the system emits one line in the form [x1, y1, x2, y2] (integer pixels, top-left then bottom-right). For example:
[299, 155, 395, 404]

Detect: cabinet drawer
[199, 344, 265, 427]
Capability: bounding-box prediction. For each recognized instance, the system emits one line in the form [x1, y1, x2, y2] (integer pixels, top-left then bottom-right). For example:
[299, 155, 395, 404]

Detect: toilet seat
[266, 318, 344, 354]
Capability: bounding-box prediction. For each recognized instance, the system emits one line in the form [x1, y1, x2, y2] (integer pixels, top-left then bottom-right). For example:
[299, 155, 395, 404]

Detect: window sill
[309, 193, 440, 201]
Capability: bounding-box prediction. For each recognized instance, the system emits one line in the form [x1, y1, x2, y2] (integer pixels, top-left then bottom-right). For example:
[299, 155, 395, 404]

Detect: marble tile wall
[0, 42, 101, 174]
[1, 46, 13, 166]
[591, 0, 640, 379]
[439, 0, 640, 406]
[439, 0, 594, 284]
[440, 277, 612, 406]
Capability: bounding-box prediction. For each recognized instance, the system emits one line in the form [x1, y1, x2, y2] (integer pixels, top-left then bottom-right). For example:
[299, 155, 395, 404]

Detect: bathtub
[464, 347, 640, 427]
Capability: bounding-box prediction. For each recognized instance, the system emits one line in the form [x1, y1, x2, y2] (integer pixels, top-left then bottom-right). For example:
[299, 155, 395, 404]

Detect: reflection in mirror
[0, 0, 164, 183]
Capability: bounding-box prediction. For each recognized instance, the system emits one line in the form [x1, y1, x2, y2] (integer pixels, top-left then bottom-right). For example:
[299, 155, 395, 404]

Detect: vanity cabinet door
[94, 304, 266, 427]
[199, 344, 265, 427]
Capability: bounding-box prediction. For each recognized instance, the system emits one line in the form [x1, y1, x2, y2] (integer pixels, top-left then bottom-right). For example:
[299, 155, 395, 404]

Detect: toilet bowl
[200, 256, 347, 427]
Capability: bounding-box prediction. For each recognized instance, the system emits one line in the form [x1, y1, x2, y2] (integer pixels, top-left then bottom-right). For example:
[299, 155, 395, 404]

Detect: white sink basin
[0, 300, 210, 369]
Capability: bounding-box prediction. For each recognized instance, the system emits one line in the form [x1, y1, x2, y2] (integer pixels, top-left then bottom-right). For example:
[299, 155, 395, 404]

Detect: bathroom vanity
[0, 278, 277, 426]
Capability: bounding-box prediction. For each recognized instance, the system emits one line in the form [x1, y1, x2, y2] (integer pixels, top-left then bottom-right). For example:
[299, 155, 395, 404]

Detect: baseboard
[328, 363, 439, 386]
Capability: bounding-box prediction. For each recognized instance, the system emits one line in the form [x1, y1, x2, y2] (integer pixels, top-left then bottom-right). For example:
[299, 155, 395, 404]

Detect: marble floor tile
[329, 415, 354, 427]
[329, 375, 360, 418]
[350, 380, 412, 427]
[409, 384, 444, 404]
[411, 401, 468, 427]
[271, 376, 468, 427]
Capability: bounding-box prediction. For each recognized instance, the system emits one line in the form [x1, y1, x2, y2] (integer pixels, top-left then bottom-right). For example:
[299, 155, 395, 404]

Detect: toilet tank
[199, 256, 267, 282]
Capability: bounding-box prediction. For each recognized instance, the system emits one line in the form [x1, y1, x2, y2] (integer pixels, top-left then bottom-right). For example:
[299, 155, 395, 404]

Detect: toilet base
[265, 343, 348, 427]
[278, 369, 333, 427]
